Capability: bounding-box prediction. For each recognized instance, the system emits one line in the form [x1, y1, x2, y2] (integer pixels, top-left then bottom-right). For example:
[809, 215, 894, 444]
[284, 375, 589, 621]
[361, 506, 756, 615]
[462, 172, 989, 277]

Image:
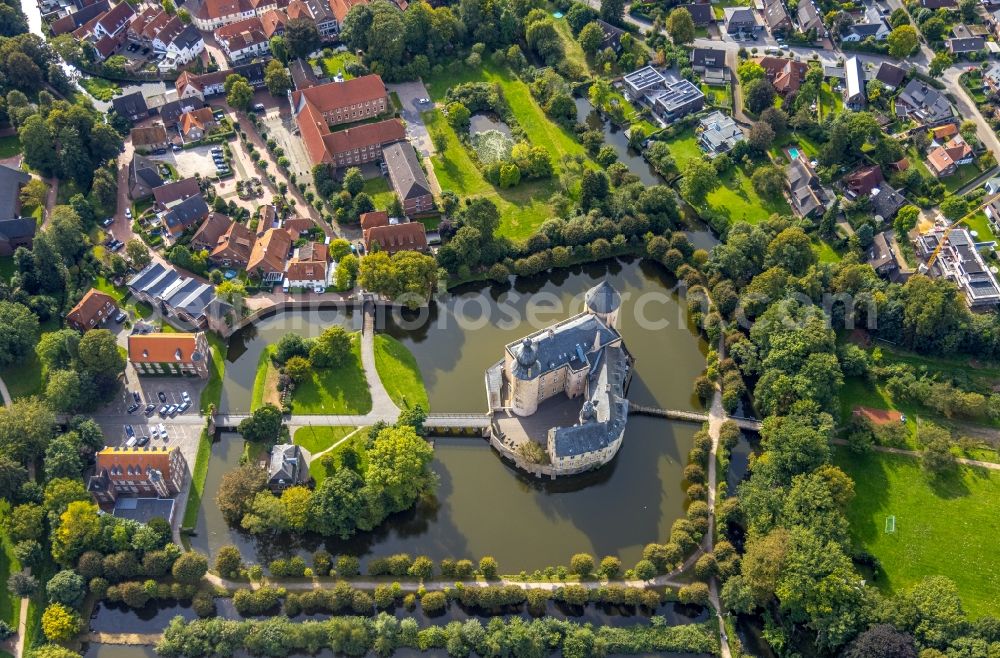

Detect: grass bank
[290, 333, 372, 415]
[373, 334, 428, 411]
[834, 447, 1000, 617]
[182, 332, 228, 531]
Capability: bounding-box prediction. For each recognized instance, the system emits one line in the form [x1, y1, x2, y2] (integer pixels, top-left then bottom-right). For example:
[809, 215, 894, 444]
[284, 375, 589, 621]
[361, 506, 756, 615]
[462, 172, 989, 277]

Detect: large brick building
[88, 446, 186, 505]
[127, 332, 211, 378]
[66, 289, 119, 332]
[291, 75, 390, 129]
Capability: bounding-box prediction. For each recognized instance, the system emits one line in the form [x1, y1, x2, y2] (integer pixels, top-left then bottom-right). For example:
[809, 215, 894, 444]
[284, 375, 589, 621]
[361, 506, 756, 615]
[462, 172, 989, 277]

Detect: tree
[36, 330, 80, 373]
[844, 624, 917, 658]
[737, 59, 766, 85]
[215, 545, 243, 578]
[766, 227, 816, 276]
[125, 239, 150, 268]
[217, 463, 269, 525]
[285, 18, 321, 59]
[343, 167, 365, 196]
[310, 326, 352, 368]
[744, 78, 776, 114]
[281, 486, 312, 532]
[747, 121, 775, 153]
[274, 333, 310, 364]
[959, 0, 977, 21]
[43, 432, 83, 479]
[172, 551, 208, 584]
[78, 329, 126, 387]
[580, 169, 610, 210]
[238, 404, 283, 443]
[922, 17, 946, 42]
[680, 159, 719, 206]
[599, 0, 624, 24]
[478, 556, 498, 579]
[46, 570, 85, 608]
[578, 22, 603, 54]
[20, 115, 57, 176]
[264, 60, 291, 95]
[750, 164, 785, 199]
[40, 603, 80, 642]
[887, 25, 918, 58]
[897, 576, 966, 649]
[225, 75, 254, 111]
[588, 78, 612, 111]
[283, 355, 310, 382]
[45, 370, 83, 414]
[0, 301, 39, 368]
[8, 571, 38, 597]
[0, 397, 56, 463]
[52, 500, 101, 565]
[922, 437, 956, 478]
[364, 425, 435, 517]
[666, 7, 695, 45]
[569, 553, 594, 576]
[19, 178, 47, 211]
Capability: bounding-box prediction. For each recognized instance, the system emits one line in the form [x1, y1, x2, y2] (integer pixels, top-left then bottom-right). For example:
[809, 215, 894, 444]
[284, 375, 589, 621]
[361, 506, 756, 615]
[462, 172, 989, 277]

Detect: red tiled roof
[66, 289, 117, 330]
[365, 222, 427, 254]
[322, 119, 405, 157]
[128, 332, 203, 363]
[291, 74, 388, 114]
[196, 0, 253, 20]
[131, 124, 168, 147]
[360, 211, 389, 231]
[247, 227, 291, 274]
[180, 107, 217, 135]
[214, 16, 267, 49]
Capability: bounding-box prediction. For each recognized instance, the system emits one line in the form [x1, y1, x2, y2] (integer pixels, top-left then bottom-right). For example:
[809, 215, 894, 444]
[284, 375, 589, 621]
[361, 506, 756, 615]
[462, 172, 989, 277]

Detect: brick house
[88, 446, 186, 504]
[382, 141, 434, 216]
[66, 288, 118, 332]
[127, 331, 211, 377]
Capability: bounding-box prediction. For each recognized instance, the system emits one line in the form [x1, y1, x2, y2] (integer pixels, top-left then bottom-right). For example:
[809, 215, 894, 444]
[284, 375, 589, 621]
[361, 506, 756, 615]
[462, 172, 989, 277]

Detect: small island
[486, 281, 633, 478]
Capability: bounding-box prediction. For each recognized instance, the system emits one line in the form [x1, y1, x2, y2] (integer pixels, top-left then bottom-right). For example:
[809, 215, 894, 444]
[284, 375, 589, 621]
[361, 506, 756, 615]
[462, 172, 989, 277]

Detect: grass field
[0, 135, 20, 158]
[0, 349, 44, 400]
[819, 82, 842, 119]
[0, 524, 22, 629]
[553, 19, 590, 74]
[962, 210, 998, 243]
[661, 129, 703, 168]
[704, 166, 791, 224]
[422, 63, 595, 239]
[290, 334, 372, 415]
[362, 176, 398, 211]
[834, 448, 1000, 617]
[294, 425, 359, 454]
[250, 346, 277, 411]
[181, 335, 227, 530]
[373, 334, 428, 411]
[314, 51, 358, 79]
[701, 84, 732, 109]
[813, 239, 842, 263]
[304, 428, 370, 484]
[79, 76, 121, 102]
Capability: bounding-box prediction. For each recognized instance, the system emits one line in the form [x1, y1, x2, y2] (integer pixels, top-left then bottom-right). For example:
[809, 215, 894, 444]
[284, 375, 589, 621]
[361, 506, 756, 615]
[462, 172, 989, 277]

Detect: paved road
[388, 80, 436, 159]
[942, 66, 1000, 162]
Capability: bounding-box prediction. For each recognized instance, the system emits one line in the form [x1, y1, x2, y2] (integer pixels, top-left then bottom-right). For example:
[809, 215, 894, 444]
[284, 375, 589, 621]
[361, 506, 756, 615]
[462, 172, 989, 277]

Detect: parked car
[418, 97, 430, 104]
[158, 391, 167, 402]
[127, 403, 139, 414]
[145, 404, 156, 416]
[101, 217, 114, 227]
[158, 423, 167, 439]
[181, 391, 191, 401]
[253, 103, 266, 112]
[136, 435, 150, 447]
[159, 405, 169, 416]
[125, 208, 132, 219]
[125, 436, 138, 448]
[171, 144, 182, 152]
[178, 401, 190, 413]
[132, 391, 141, 403]
[124, 424, 135, 438]
[167, 404, 179, 417]
[115, 311, 127, 323]
[110, 241, 123, 252]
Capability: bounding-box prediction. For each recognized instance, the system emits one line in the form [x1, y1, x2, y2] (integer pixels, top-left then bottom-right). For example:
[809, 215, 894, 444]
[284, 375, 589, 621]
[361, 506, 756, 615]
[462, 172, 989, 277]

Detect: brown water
[194, 259, 710, 571]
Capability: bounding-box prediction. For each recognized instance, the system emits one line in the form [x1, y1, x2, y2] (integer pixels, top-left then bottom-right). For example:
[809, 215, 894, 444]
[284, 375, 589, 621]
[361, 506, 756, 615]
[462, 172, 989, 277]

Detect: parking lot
[149, 143, 229, 179]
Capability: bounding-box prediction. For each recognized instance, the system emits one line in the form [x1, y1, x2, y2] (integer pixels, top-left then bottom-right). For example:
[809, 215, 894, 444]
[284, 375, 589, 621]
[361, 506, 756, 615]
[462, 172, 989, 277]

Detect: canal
[191, 259, 711, 571]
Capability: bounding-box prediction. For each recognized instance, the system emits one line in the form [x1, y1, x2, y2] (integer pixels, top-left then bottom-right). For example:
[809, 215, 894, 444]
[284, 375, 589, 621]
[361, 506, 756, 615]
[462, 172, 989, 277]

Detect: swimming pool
[789, 147, 800, 159]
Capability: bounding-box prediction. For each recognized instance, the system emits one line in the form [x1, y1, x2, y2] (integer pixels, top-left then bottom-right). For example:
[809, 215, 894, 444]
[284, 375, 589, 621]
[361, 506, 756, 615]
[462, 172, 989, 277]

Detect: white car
[125, 208, 132, 219]
[158, 423, 167, 438]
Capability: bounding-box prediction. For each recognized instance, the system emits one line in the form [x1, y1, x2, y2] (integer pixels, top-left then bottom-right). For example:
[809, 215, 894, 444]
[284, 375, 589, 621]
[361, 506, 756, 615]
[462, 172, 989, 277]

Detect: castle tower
[510, 338, 541, 416]
[584, 280, 622, 329]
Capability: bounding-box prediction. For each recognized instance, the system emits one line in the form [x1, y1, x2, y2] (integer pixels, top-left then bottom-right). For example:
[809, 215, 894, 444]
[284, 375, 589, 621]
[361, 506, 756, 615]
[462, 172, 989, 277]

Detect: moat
[192, 258, 710, 571]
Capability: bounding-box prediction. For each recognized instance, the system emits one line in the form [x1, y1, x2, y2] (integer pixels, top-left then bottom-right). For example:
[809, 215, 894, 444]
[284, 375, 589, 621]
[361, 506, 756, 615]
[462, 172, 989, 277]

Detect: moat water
[191, 259, 713, 571]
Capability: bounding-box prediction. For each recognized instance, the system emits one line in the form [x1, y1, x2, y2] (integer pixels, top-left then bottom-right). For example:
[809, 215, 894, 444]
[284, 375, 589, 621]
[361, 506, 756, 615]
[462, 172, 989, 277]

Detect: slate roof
[871, 186, 905, 219]
[875, 61, 906, 88]
[0, 218, 35, 241]
[585, 280, 622, 315]
[112, 91, 148, 118]
[0, 164, 30, 220]
[509, 314, 621, 381]
[268, 444, 304, 487]
[163, 194, 209, 233]
[382, 141, 431, 201]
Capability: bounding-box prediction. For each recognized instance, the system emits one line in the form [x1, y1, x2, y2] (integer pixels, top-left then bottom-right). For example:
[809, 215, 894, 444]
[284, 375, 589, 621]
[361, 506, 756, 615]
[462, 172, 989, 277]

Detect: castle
[486, 281, 633, 477]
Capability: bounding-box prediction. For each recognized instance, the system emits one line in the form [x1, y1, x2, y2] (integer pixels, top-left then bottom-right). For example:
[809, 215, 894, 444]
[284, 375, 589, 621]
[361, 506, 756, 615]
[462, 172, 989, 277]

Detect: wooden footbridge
[629, 404, 762, 431]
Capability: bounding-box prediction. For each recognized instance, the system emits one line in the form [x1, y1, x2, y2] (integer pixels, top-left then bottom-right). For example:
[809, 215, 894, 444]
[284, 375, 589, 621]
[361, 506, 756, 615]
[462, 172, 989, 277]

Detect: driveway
[389, 80, 436, 158]
[262, 109, 314, 182]
[148, 144, 223, 179]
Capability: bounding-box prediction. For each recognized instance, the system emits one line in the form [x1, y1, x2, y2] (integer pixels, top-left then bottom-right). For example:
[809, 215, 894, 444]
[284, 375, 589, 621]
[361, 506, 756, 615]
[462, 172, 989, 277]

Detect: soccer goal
[885, 515, 896, 534]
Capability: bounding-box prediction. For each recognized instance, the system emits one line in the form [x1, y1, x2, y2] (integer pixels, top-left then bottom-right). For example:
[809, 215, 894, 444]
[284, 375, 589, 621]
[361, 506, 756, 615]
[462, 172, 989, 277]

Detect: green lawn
[662, 129, 704, 168]
[181, 334, 227, 530]
[305, 429, 370, 484]
[250, 346, 276, 411]
[313, 51, 358, 79]
[373, 334, 428, 411]
[701, 84, 732, 110]
[962, 211, 998, 243]
[553, 19, 590, 75]
[362, 176, 398, 211]
[834, 448, 1000, 617]
[703, 165, 791, 224]
[79, 76, 121, 102]
[422, 63, 596, 239]
[290, 334, 372, 415]
[293, 425, 358, 454]
[813, 239, 841, 263]
[943, 164, 984, 194]
[0, 135, 20, 158]
[0, 526, 22, 628]
[819, 82, 842, 120]
[0, 350, 44, 400]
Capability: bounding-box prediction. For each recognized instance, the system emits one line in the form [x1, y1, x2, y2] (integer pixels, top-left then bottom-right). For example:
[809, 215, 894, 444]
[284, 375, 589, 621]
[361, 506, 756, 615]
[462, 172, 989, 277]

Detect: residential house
[871, 186, 906, 219]
[208, 221, 255, 268]
[178, 107, 219, 141]
[382, 141, 434, 216]
[926, 135, 974, 177]
[797, 0, 825, 36]
[127, 262, 218, 327]
[158, 23, 204, 71]
[66, 289, 118, 332]
[895, 79, 954, 124]
[258, 8, 285, 37]
[595, 18, 626, 51]
[153, 177, 201, 211]
[622, 66, 666, 101]
[918, 227, 1000, 307]
[843, 164, 883, 196]
[948, 36, 985, 55]
[87, 446, 187, 506]
[724, 6, 760, 35]
[843, 56, 867, 110]
[130, 124, 169, 152]
[985, 62, 1000, 96]
[931, 123, 958, 141]
[649, 79, 705, 123]
[162, 194, 210, 238]
[129, 4, 171, 43]
[290, 75, 390, 128]
[50, 0, 109, 35]
[679, 3, 714, 26]
[0, 165, 33, 256]
[690, 47, 729, 83]
[364, 219, 428, 255]
[874, 61, 906, 90]
[286, 0, 337, 38]
[284, 242, 329, 289]
[753, 56, 809, 95]
[191, 0, 276, 31]
[174, 62, 266, 100]
[190, 212, 233, 252]
[698, 111, 745, 155]
[267, 444, 306, 492]
[214, 16, 270, 62]
[360, 211, 389, 233]
[75, 1, 135, 60]
[247, 227, 292, 282]
[866, 231, 900, 276]
[159, 98, 208, 126]
[787, 156, 830, 218]
[762, 0, 793, 35]
[127, 331, 211, 377]
[128, 154, 164, 199]
[842, 8, 890, 41]
[112, 91, 150, 122]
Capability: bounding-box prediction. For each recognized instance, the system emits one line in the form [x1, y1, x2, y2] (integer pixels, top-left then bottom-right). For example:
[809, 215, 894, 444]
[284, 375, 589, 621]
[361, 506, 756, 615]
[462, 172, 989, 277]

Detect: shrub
[678, 582, 710, 606]
[337, 555, 360, 577]
[633, 559, 656, 580]
[172, 552, 208, 584]
[421, 590, 447, 613]
[598, 556, 621, 579]
[215, 545, 243, 579]
[569, 553, 595, 576]
[479, 556, 499, 579]
[192, 591, 216, 618]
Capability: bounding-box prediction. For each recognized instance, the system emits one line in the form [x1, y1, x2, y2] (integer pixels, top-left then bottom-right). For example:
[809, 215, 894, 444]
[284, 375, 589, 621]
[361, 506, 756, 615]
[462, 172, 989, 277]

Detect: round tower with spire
[510, 337, 542, 416]
[584, 280, 622, 329]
